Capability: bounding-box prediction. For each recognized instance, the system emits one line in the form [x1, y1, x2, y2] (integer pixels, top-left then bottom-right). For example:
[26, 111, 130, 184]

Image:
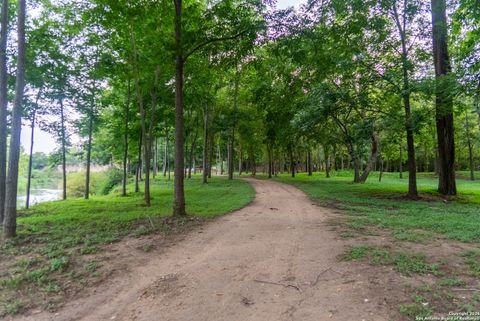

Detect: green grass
[343, 245, 440, 276]
[274, 171, 480, 242]
[0, 175, 254, 316]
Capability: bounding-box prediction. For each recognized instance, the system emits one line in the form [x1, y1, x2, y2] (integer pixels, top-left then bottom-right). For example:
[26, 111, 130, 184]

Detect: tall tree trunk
[307, 148, 312, 176]
[149, 67, 160, 182]
[0, 0, 8, 224]
[399, 144, 404, 179]
[60, 99, 67, 201]
[26, 110, 35, 209]
[431, 0, 456, 195]
[131, 29, 151, 206]
[267, 146, 272, 179]
[173, 0, 186, 216]
[208, 134, 213, 179]
[153, 138, 158, 178]
[188, 128, 198, 179]
[238, 145, 243, 175]
[135, 132, 142, 193]
[202, 106, 209, 184]
[167, 131, 171, 181]
[228, 65, 240, 180]
[393, 2, 418, 196]
[122, 80, 131, 196]
[290, 148, 295, 178]
[26, 91, 41, 209]
[85, 98, 94, 199]
[465, 114, 475, 181]
[163, 136, 167, 177]
[324, 146, 330, 178]
[3, 0, 26, 238]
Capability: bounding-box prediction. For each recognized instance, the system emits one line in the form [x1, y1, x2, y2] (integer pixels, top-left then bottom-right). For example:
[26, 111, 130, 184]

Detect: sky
[276, 0, 304, 9]
[20, 0, 307, 155]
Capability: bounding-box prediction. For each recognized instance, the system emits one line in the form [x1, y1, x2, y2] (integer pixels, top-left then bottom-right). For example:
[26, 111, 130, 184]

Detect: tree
[0, 0, 8, 224]
[3, 0, 26, 239]
[431, 0, 457, 195]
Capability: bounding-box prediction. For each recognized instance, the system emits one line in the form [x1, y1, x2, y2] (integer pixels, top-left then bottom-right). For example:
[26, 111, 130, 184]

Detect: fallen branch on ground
[253, 279, 300, 291]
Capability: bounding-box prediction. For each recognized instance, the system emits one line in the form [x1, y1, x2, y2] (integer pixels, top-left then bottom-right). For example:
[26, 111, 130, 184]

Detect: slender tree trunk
[324, 146, 330, 178]
[153, 138, 158, 178]
[131, 29, 151, 206]
[208, 134, 213, 179]
[26, 110, 36, 209]
[267, 146, 272, 179]
[163, 136, 167, 177]
[135, 132, 142, 193]
[26, 91, 41, 209]
[465, 114, 475, 181]
[307, 148, 312, 176]
[122, 80, 131, 196]
[238, 145, 243, 175]
[393, 0, 418, 196]
[167, 132, 171, 181]
[379, 157, 384, 182]
[0, 0, 8, 224]
[85, 99, 94, 199]
[188, 128, 198, 179]
[399, 144, 404, 179]
[431, 0, 456, 195]
[173, 0, 186, 216]
[60, 99, 67, 201]
[202, 106, 208, 184]
[3, 0, 26, 238]
[290, 148, 295, 178]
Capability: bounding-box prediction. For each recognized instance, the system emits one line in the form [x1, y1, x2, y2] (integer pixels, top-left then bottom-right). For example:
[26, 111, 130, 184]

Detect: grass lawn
[274, 171, 480, 242]
[0, 175, 254, 316]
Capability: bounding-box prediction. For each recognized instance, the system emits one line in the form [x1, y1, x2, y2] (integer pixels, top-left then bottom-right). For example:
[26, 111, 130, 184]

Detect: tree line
[0, 0, 479, 239]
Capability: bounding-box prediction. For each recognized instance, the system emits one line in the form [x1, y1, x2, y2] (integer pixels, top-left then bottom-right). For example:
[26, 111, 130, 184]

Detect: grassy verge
[274, 171, 480, 242]
[0, 175, 254, 316]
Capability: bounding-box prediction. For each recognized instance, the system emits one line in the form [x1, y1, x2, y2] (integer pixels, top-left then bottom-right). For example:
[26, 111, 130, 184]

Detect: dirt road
[17, 178, 395, 321]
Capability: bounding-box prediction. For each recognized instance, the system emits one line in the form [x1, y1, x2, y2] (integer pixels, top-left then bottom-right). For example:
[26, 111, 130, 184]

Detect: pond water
[17, 188, 62, 208]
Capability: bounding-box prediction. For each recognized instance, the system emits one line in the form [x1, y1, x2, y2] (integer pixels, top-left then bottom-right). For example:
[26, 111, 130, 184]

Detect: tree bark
[3, 0, 26, 238]
[465, 114, 475, 181]
[0, 0, 8, 224]
[307, 148, 312, 176]
[431, 0, 456, 195]
[135, 131, 142, 193]
[85, 92, 95, 199]
[122, 80, 131, 196]
[26, 91, 41, 209]
[399, 144, 404, 179]
[392, 2, 417, 196]
[131, 28, 151, 206]
[358, 134, 379, 183]
[324, 146, 331, 178]
[202, 105, 208, 184]
[290, 148, 295, 178]
[60, 99, 67, 201]
[188, 127, 198, 179]
[173, 0, 186, 216]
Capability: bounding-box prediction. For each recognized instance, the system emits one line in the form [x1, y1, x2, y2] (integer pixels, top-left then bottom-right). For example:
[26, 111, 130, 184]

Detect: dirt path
[16, 178, 395, 321]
